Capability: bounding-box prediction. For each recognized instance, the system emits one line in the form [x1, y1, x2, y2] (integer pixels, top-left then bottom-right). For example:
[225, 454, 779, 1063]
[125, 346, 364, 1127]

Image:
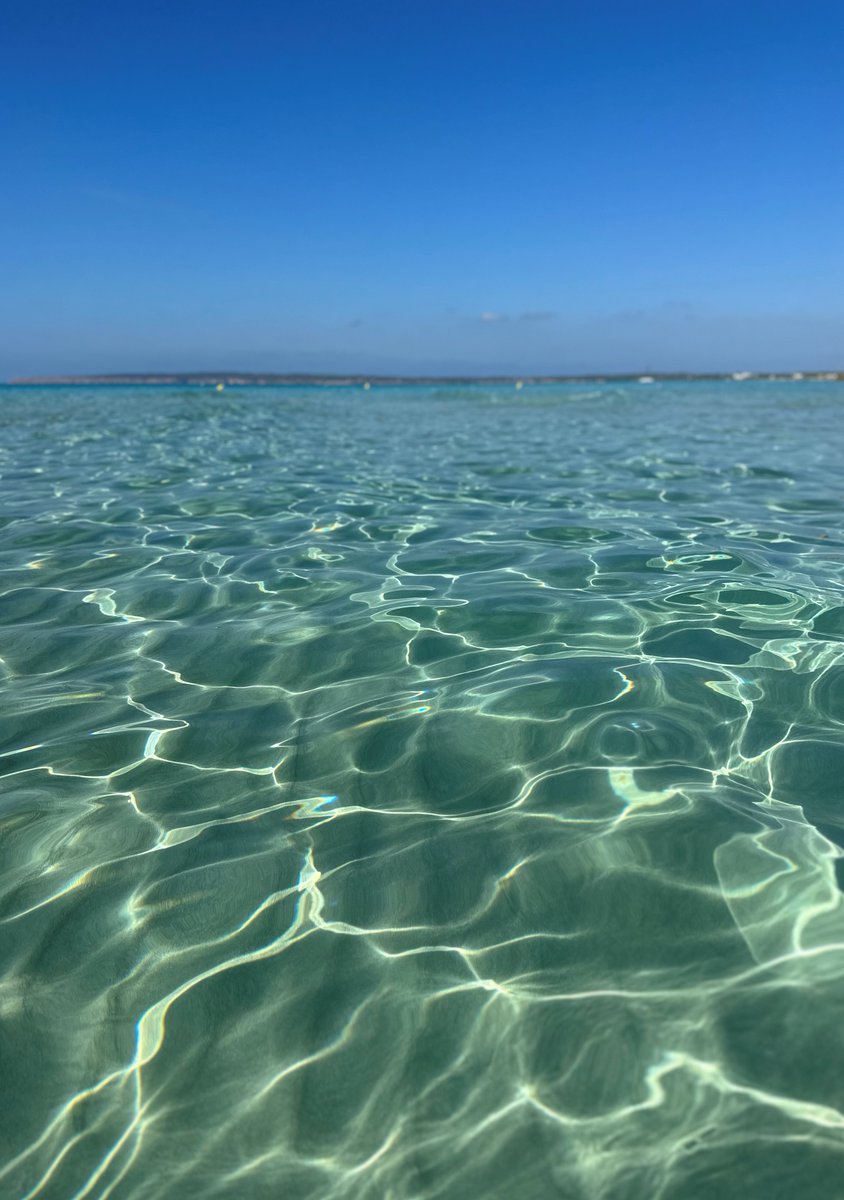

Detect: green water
[1, 381, 844, 1198]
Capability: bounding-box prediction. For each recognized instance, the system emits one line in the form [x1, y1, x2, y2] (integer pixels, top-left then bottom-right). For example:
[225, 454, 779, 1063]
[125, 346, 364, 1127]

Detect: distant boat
[638, 376, 655, 384]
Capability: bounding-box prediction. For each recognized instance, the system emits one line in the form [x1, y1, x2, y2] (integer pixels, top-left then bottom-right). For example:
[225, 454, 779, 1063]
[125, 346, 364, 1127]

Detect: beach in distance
[10, 370, 844, 385]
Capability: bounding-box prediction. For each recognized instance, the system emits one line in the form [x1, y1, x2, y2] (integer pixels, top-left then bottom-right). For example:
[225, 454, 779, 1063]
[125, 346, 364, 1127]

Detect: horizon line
[7, 369, 844, 386]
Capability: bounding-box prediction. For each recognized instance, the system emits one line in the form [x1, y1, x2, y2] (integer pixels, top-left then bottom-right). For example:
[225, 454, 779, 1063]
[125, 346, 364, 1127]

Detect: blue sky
[3, 0, 843, 377]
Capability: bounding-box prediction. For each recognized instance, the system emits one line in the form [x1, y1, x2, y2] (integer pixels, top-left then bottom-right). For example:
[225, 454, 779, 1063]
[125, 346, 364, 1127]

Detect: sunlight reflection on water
[1, 381, 843, 1198]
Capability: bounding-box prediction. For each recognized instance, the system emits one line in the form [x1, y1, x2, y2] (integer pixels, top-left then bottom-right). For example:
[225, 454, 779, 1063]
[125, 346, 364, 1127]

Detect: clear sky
[3, 0, 843, 377]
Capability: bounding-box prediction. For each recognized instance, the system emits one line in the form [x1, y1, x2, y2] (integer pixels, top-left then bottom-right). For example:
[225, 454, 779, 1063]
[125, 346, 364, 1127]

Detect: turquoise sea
[2, 380, 844, 1199]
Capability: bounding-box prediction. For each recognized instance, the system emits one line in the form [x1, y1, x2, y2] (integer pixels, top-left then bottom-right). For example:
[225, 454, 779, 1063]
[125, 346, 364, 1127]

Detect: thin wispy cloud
[476, 310, 556, 324]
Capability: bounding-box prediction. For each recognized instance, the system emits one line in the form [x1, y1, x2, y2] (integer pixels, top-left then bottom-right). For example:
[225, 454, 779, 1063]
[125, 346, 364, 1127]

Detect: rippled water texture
[2, 381, 844, 1198]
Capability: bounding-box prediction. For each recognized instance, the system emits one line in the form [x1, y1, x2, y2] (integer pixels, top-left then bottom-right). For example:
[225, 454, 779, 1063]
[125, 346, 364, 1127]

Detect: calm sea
[1, 381, 844, 1198]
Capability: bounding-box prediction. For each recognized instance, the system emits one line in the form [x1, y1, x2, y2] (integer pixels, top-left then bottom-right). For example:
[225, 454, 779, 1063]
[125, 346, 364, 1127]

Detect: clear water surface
[1, 381, 844, 1199]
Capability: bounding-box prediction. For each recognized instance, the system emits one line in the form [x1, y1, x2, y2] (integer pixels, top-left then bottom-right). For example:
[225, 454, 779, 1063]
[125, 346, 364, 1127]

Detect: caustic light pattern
[1, 381, 844, 1199]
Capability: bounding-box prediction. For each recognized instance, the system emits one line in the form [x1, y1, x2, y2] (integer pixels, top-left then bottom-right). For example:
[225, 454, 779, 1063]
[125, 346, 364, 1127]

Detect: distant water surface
[1, 381, 844, 1198]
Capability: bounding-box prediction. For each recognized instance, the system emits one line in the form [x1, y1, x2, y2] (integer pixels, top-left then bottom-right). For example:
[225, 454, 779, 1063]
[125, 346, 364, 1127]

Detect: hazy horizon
[7, 305, 844, 382]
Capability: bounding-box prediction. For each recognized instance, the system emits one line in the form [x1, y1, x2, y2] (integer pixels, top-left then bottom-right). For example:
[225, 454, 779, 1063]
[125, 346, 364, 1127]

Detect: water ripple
[1, 381, 843, 1198]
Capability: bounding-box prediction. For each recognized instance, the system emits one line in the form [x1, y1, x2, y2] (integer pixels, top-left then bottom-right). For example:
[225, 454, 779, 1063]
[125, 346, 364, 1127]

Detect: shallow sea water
[1, 381, 844, 1198]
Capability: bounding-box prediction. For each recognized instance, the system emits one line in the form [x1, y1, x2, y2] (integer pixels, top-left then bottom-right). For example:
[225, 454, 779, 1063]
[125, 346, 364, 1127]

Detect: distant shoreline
[7, 371, 844, 386]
